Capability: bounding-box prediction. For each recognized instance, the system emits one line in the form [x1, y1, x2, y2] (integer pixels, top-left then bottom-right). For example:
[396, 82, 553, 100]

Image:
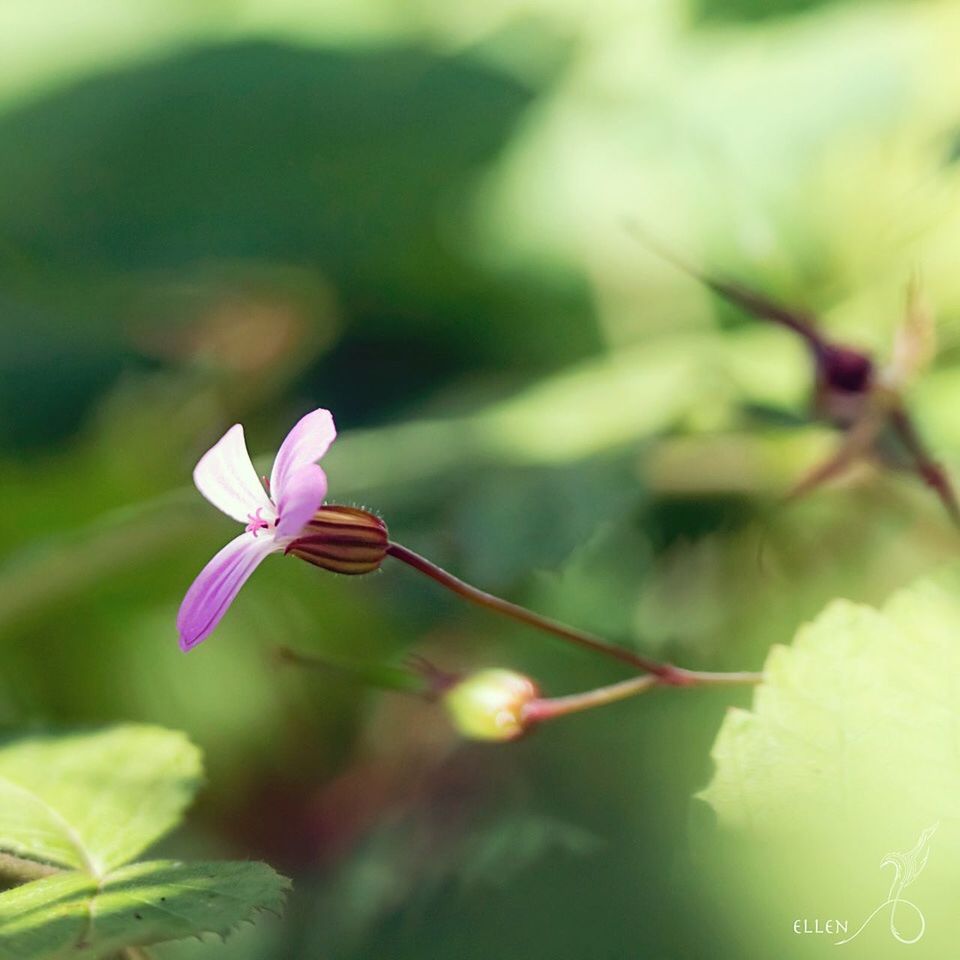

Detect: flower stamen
[245, 507, 271, 537]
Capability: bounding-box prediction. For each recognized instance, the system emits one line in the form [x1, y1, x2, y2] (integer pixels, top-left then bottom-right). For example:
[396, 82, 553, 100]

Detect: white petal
[270, 409, 337, 505]
[193, 424, 275, 524]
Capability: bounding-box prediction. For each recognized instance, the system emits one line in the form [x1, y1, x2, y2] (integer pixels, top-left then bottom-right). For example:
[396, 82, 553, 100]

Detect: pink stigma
[245, 508, 271, 537]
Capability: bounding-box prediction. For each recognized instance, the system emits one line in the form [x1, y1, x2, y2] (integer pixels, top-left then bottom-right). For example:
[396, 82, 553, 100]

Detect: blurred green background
[4, 0, 960, 956]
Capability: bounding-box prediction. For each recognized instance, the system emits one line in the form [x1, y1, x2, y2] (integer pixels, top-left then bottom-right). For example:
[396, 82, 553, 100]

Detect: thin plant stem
[386, 542, 763, 687]
[524, 675, 658, 722]
[525, 667, 760, 724]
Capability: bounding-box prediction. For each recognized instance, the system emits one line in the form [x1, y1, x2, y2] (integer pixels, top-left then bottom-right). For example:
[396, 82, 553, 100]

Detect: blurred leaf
[0, 40, 595, 442]
[530, 521, 651, 640]
[692, 0, 832, 24]
[450, 459, 640, 588]
[327, 328, 798, 501]
[0, 725, 201, 874]
[302, 800, 601, 957]
[0, 859, 287, 960]
[458, 814, 601, 888]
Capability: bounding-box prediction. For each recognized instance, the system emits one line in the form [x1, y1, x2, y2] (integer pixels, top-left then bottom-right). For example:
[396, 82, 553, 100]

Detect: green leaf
[0, 860, 289, 960]
[0, 727, 289, 958]
[696, 569, 960, 956]
[698, 572, 960, 840]
[0, 726, 201, 875]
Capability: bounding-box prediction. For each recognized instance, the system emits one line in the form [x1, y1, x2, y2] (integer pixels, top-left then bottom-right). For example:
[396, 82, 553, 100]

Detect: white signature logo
[836, 822, 938, 946]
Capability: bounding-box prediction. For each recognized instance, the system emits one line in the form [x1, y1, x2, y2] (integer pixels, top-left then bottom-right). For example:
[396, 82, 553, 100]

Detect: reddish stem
[386, 541, 759, 686]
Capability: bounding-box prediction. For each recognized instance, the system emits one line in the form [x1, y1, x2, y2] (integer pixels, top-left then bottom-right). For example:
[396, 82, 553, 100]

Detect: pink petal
[194, 424, 274, 524]
[270, 409, 336, 505]
[177, 533, 279, 651]
[276, 464, 328, 538]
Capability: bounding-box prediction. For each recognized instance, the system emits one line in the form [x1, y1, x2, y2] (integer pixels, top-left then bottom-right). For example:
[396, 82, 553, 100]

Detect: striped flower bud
[442, 669, 538, 742]
[285, 505, 389, 575]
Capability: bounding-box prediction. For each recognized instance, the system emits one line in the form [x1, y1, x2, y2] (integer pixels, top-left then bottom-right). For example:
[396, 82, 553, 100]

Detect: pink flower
[177, 409, 336, 651]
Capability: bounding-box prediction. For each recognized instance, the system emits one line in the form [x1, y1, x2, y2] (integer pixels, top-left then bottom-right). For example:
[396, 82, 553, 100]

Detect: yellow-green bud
[285, 505, 389, 575]
[442, 669, 538, 742]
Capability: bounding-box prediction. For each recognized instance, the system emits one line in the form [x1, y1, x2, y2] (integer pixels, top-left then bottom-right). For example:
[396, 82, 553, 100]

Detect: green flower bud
[442, 669, 538, 742]
[286, 505, 389, 575]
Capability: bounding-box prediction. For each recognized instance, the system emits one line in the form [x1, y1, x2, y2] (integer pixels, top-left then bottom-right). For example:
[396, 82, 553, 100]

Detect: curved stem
[386, 541, 762, 687]
[525, 666, 761, 725]
[524, 675, 658, 722]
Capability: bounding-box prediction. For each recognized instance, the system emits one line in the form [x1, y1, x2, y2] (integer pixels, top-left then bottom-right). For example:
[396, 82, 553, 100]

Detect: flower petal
[270, 409, 337, 504]
[275, 464, 328, 538]
[177, 533, 280, 651]
[193, 424, 275, 524]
